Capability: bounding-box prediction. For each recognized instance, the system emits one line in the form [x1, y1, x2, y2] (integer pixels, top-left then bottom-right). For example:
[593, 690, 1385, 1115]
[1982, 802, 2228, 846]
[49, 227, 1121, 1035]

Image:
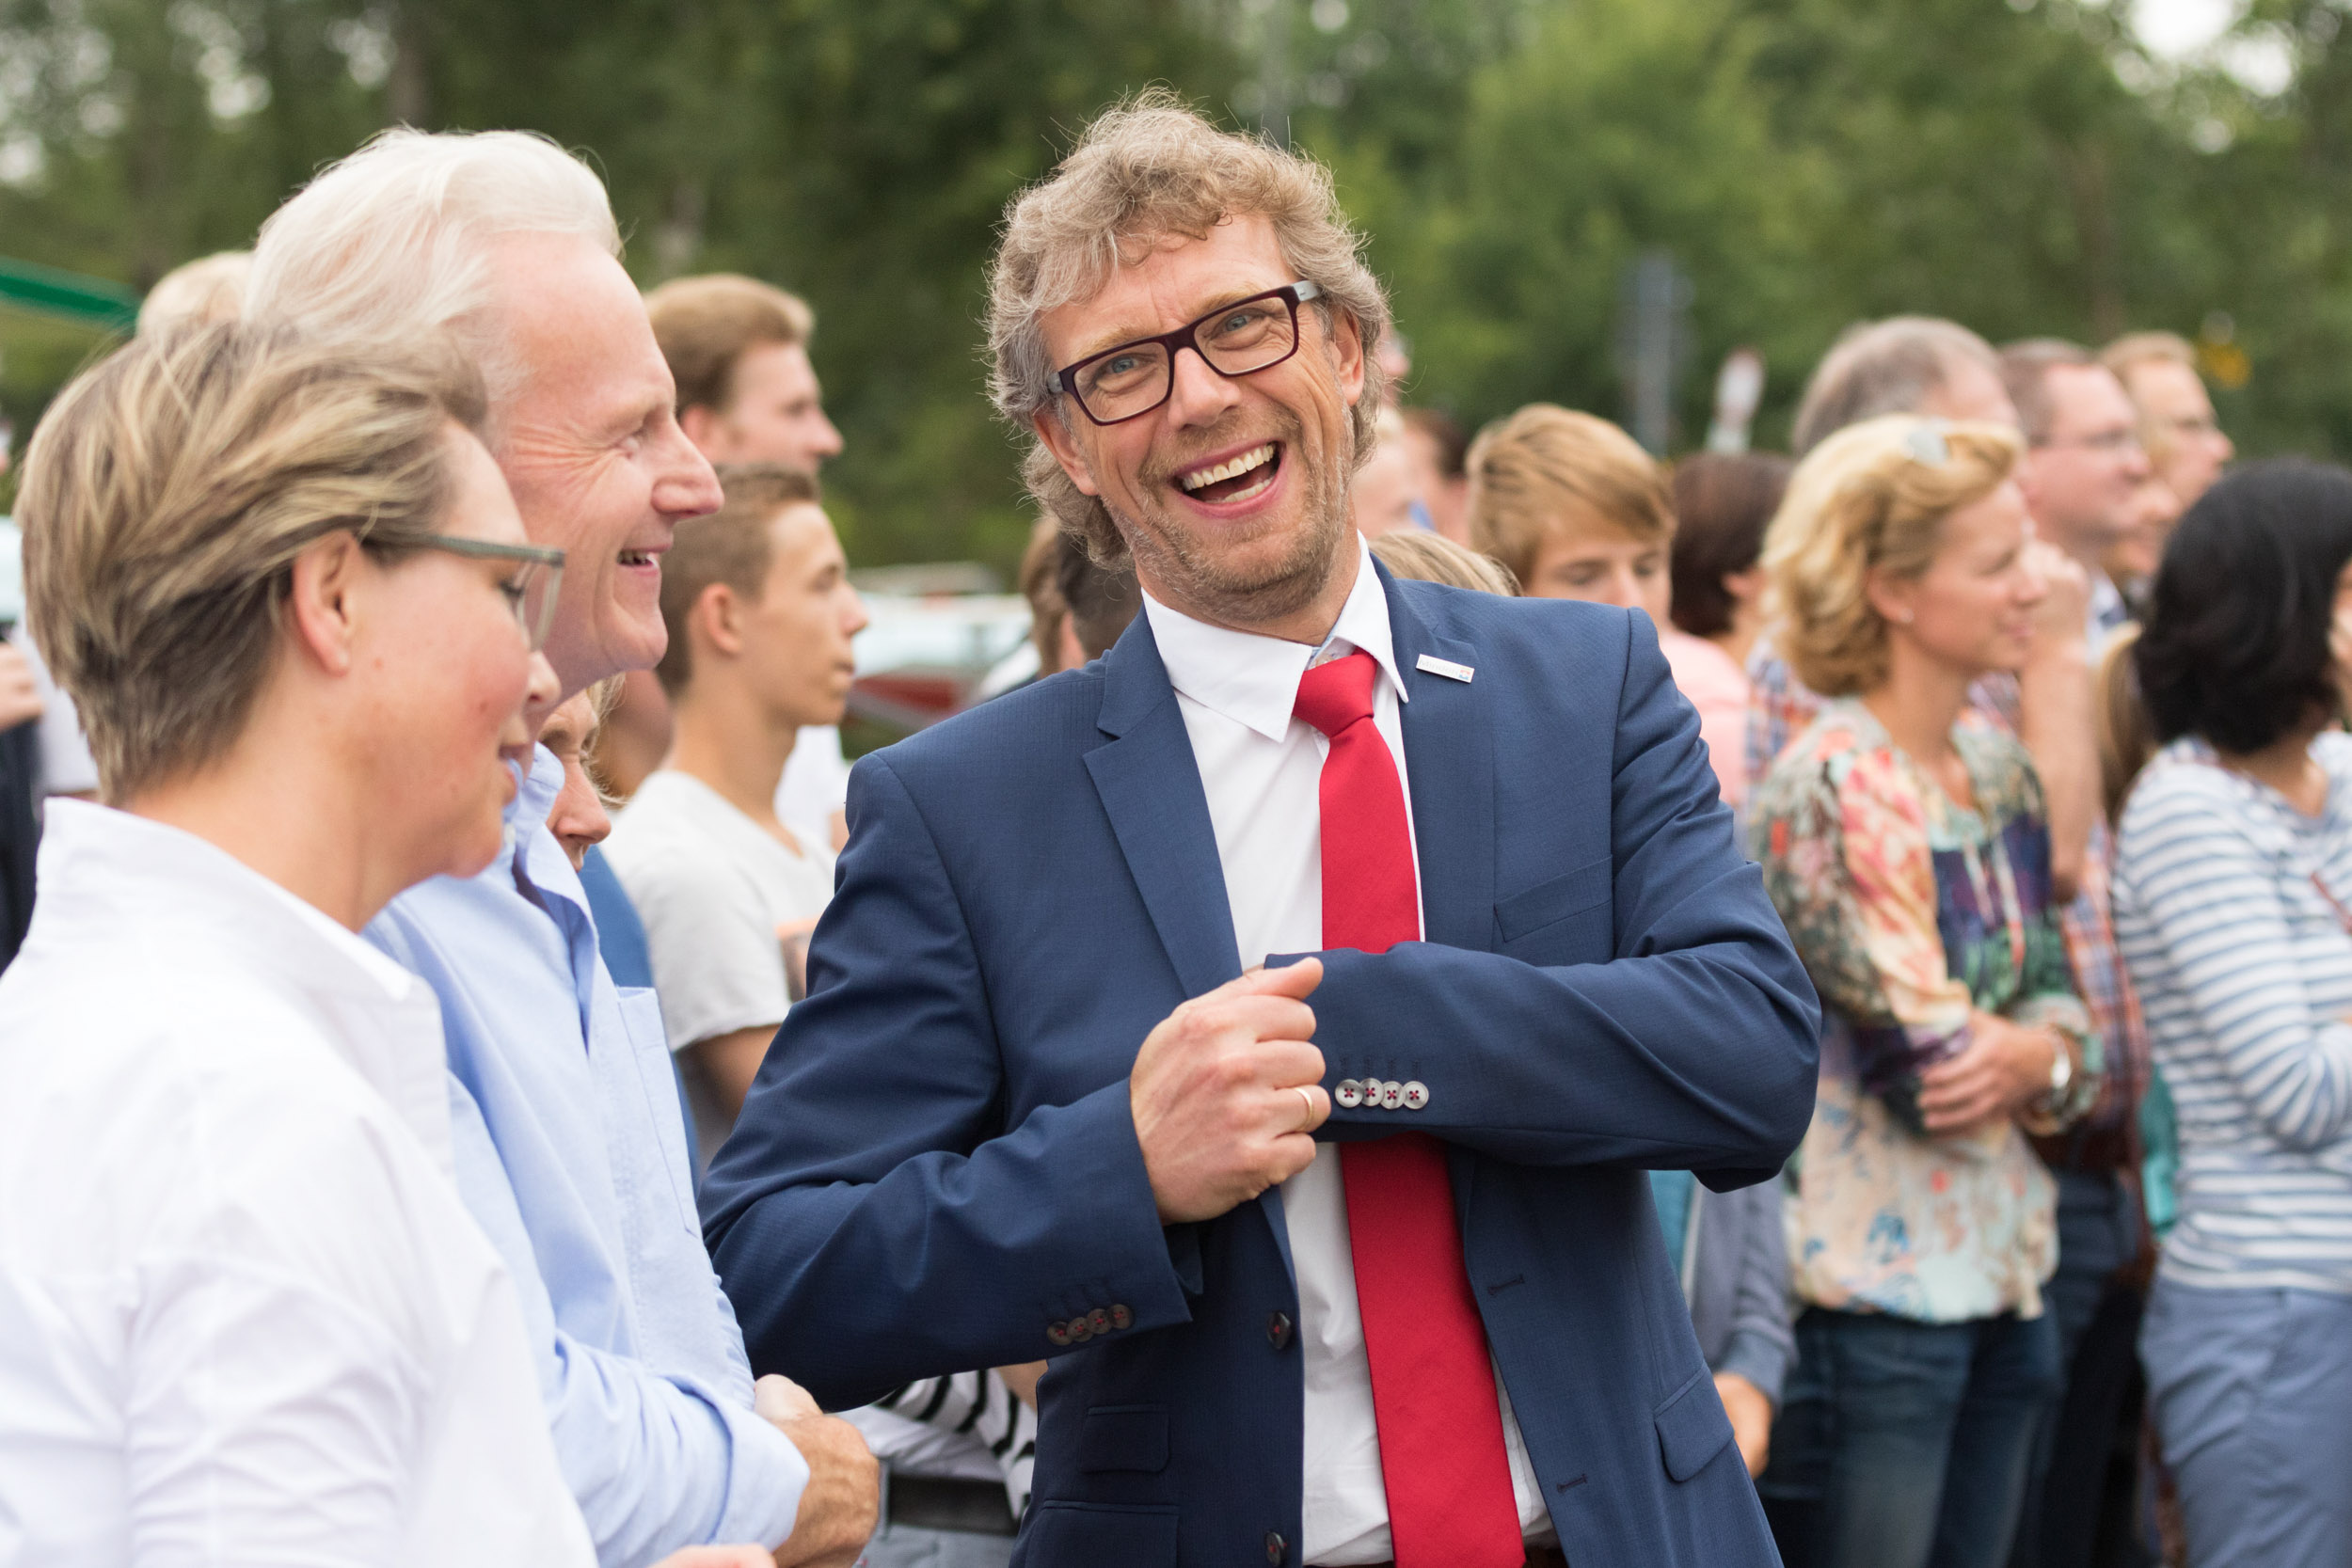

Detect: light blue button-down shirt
[366, 747, 807, 1566]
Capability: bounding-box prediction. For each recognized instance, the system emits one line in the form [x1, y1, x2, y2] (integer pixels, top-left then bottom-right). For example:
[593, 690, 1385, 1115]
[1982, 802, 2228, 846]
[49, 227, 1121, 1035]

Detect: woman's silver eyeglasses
[411, 534, 567, 651]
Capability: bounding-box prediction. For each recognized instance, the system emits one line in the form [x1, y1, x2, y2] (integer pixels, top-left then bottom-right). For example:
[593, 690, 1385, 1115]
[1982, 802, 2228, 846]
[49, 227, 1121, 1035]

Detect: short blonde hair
[2102, 331, 2204, 462]
[644, 275, 817, 416]
[1761, 415, 2021, 697]
[1369, 530, 1520, 595]
[1464, 404, 1674, 589]
[138, 251, 250, 333]
[988, 90, 1391, 566]
[2101, 330, 2197, 383]
[17, 324, 486, 801]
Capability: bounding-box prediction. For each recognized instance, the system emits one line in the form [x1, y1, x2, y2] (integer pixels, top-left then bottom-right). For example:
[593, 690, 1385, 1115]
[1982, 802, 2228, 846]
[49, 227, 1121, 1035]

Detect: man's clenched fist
[1131, 958, 1327, 1225]
[755, 1375, 879, 1568]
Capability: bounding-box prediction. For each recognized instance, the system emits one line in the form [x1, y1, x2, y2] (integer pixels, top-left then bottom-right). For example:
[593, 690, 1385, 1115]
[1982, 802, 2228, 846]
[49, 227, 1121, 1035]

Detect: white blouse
[0, 800, 593, 1566]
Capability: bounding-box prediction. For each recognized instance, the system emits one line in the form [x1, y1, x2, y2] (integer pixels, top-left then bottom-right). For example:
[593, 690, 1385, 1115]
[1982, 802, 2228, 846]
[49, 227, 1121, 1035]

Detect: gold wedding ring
[1295, 1085, 1317, 1132]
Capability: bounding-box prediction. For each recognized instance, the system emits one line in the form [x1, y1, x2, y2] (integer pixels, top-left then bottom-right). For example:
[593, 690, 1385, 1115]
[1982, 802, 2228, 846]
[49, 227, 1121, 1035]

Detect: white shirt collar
[35, 797, 421, 1005]
[1141, 536, 1406, 743]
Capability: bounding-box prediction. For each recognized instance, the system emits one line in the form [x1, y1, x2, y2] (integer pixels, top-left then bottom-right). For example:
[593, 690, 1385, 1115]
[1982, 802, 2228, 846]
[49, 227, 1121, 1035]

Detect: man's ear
[692, 581, 747, 660]
[1031, 408, 1102, 499]
[285, 533, 365, 676]
[1330, 309, 1367, 409]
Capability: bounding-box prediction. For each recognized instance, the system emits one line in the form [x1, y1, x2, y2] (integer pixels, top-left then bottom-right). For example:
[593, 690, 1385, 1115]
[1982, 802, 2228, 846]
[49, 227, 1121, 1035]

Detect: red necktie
[1293, 651, 1524, 1568]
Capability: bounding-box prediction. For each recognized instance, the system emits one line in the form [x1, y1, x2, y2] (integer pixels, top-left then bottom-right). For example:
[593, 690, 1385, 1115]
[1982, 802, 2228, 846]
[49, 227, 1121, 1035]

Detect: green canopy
[0, 256, 137, 330]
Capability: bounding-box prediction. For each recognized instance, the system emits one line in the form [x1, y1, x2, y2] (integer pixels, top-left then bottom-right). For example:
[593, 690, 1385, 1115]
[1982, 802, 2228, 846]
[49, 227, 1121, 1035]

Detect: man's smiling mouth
[1176, 442, 1281, 505]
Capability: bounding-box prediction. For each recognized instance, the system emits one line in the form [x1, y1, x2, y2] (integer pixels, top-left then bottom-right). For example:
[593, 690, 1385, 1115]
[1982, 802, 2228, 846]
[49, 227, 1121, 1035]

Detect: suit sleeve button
[1088, 1307, 1112, 1336]
[1377, 1080, 1406, 1110]
[1068, 1315, 1093, 1342]
[1265, 1529, 1288, 1563]
[1402, 1080, 1429, 1110]
[1334, 1079, 1363, 1109]
[1267, 1310, 1294, 1350]
[1109, 1304, 1133, 1330]
[1046, 1321, 1071, 1347]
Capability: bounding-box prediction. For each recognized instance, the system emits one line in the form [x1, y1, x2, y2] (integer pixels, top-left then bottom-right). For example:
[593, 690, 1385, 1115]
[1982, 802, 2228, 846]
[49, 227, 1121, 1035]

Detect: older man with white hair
[245, 130, 876, 1568]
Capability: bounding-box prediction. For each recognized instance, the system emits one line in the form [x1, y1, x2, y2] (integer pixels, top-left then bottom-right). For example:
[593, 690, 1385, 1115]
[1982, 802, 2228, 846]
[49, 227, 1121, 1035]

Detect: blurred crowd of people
[1333, 312, 2280, 1568]
[0, 94, 2342, 1568]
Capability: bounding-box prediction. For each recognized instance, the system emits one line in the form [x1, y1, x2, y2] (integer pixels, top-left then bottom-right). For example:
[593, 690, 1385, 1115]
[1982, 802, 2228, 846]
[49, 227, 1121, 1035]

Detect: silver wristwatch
[2042, 1034, 2074, 1108]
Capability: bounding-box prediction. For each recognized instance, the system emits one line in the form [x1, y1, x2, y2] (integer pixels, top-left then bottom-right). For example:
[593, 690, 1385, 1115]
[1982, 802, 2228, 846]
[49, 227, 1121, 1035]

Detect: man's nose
[652, 420, 724, 517]
[816, 412, 845, 458]
[569, 784, 613, 848]
[525, 652, 561, 711]
[1164, 345, 1244, 429]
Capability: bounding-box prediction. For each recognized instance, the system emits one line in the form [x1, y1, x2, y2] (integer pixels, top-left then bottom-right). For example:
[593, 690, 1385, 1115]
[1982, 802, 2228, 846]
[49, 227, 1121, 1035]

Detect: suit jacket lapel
[1086, 611, 1296, 1287]
[1085, 612, 1244, 1002]
[1382, 568, 1498, 954]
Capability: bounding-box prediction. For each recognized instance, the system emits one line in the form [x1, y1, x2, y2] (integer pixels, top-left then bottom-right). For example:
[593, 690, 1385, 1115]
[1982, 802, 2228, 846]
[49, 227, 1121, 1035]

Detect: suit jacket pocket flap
[1495, 856, 1613, 943]
[1078, 1406, 1170, 1473]
[1653, 1368, 1736, 1482]
[1021, 1501, 1178, 1565]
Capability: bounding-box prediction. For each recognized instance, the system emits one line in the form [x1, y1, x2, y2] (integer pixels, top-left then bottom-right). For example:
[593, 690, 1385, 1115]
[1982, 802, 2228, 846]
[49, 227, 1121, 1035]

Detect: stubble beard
[1113, 411, 1355, 634]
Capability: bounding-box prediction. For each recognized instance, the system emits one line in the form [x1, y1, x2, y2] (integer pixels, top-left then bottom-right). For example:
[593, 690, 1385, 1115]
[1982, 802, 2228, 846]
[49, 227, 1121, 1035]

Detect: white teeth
[618, 550, 652, 565]
[1179, 443, 1276, 492]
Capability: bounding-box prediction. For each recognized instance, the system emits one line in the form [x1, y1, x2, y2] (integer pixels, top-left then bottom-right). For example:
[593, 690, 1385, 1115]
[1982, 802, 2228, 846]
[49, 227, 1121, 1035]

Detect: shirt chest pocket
[1493, 855, 1613, 962]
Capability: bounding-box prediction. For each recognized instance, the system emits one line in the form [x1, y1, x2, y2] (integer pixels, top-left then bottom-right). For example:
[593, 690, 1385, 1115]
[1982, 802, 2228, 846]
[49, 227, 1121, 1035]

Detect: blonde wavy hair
[987, 89, 1391, 566]
[1761, 415, 2021, 697]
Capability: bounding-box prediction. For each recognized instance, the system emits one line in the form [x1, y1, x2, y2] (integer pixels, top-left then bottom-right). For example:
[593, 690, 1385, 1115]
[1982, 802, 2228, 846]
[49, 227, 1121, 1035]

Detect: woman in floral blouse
[1747, 416, 2102, 1568]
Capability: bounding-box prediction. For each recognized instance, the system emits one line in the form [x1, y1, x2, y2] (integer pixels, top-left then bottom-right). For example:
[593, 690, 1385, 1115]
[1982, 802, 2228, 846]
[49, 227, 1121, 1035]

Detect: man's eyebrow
[1065, 284, 1286, 364]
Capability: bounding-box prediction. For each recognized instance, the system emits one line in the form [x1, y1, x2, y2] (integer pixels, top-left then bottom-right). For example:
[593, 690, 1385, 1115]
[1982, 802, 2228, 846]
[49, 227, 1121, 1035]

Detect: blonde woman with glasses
[0, 323, 768, 1568]
[1746, 416, 2102, 1568]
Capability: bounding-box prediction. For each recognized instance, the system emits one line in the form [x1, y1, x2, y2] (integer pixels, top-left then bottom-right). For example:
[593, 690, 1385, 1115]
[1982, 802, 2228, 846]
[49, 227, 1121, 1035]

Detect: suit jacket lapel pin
[1415, 653, 1474, 683]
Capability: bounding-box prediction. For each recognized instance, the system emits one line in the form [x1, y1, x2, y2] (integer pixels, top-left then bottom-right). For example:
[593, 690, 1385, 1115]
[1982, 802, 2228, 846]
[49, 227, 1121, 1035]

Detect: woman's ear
[1864, 564, 1917, 629]
[285, 533, 366, 676]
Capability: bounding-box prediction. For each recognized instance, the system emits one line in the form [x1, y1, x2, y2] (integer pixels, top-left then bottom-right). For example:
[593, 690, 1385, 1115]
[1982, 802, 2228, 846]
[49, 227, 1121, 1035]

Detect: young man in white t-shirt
[605, 464, 863, 1161]
[610, 463, 1041, 1567]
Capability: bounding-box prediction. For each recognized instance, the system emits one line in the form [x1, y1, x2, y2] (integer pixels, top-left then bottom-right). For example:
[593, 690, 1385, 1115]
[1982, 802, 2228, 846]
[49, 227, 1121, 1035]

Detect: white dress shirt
[1142, 539, 1553, 1566]
[0, 800, 593, 1567]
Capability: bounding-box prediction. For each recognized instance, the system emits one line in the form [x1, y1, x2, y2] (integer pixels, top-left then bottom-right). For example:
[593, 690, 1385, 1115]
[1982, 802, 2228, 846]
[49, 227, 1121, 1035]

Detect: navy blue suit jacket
[703, 566, 1820, 1568]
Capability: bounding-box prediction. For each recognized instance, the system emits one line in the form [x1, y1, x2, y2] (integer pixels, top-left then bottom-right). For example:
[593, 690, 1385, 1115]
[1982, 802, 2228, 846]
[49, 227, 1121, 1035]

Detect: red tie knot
[1294, 649, 1379, 739]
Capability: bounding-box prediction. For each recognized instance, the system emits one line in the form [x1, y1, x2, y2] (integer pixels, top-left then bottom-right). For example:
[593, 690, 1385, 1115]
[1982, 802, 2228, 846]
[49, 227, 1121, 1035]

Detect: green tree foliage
[4, 0, 2352, 554]
[1341, 0, 2307, 451]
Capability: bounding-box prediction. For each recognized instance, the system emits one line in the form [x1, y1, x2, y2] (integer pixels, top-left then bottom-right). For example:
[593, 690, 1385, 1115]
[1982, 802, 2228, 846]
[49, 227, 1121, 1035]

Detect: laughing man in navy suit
[701, 96, 1820, 1568]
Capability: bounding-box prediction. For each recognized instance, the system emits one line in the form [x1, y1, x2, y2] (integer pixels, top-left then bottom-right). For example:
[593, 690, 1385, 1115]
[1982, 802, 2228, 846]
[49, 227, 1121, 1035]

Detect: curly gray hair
[987, 90, 1391, 565]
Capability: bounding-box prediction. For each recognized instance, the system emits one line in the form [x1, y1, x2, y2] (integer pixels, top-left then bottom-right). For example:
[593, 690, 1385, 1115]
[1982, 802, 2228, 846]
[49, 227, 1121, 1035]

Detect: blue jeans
[1760, 1307, 2064, 1568]
[2140, 1278, 2352, 1568]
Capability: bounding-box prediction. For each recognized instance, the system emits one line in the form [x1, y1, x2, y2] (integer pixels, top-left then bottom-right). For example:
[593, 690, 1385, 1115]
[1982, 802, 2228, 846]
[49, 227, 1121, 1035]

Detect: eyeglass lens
[516, 560, 564, 651]
[1072, 297, 1301, 422]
